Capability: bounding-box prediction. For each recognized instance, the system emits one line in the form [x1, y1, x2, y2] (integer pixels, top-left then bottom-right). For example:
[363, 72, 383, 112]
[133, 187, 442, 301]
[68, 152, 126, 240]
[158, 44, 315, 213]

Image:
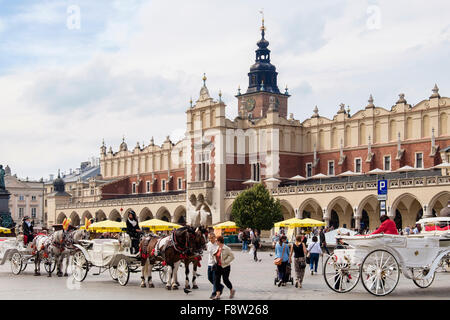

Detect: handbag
[274, 243, 286, 266]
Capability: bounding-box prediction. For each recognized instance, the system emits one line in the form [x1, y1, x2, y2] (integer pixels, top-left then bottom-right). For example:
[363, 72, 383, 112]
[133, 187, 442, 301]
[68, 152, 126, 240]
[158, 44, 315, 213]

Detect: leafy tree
[231, 183, 283, 231]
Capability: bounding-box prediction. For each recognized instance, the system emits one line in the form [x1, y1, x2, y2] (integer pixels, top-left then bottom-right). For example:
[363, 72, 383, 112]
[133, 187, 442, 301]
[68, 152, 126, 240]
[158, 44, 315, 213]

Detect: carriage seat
[91, 239, 120, 254]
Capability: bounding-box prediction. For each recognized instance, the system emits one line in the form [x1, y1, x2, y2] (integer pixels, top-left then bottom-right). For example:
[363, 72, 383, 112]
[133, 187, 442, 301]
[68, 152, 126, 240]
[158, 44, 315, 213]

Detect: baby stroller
[273, 262, 294, 286]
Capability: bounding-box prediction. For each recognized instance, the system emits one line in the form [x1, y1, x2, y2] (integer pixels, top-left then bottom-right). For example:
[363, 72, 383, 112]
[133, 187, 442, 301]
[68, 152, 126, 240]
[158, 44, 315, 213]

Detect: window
[306, 163, 312, 178]
[384, 155, 391, 171]
[132, 182, 136, 194]
[146, 181, 151, 193]
[161, 180, 166, 192]
[31, 207, 37, 218]
[251, 163, 261, 181]
[178, 178, 183, 190]
[415, 152, 423, 169]
[355, 158, 362, 173]
[19, 195, 24, 201]
[78, 190, 81, 197]
[18, 207, 24, 218]
[31, 196, 37, 201]
[196, 151, 210, 181]
[90, 188, 94, 195]
[328, 161, 335, 176]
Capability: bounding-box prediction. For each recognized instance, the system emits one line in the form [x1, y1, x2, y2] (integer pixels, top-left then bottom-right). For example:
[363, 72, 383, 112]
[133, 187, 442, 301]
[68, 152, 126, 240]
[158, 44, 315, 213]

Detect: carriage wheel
[323, 255, 360, 293]
[109, 266, 118, 281]
[159, 265, 168, 284]
[43, 257, 56, 274]
[11, 252, 23, 275]
[412, 268, 435, 289]
[21, 262, 28, 272]
[361, 249, 400, 296]
[117, 259, 130, 286]
[72, 251, 89, 282]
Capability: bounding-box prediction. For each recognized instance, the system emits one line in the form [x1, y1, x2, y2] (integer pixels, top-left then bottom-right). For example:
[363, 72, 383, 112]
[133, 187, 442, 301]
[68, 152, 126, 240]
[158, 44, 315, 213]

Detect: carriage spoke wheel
[412, 268, 435, 289]
[43, 257, 56, 274]
[109, 266, 118, 281]
[72, 251, 88, 282]
[361, 249, 400, 296]
[116, 259, 130, 286]
[323, 255, 360, 293]
[159, 265, 168, 284]
[11, 253, 23, 275]
[21, 262, 28, 272]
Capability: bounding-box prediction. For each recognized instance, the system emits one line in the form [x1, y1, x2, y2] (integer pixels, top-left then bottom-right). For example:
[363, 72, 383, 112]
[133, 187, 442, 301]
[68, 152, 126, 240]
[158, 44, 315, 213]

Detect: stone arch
[428, 191, 450, 217]
[374, 121, 381, 143]
[156, 206, 171, 222]
[95, 210, 107, 222]
[123, 208, 135, 221]
[390, 193, 423, 229]
[109, 209, 122, 222]
[318, 129, 325, 150]
[331, 127, 338, 149]
[69, 211, 81, 227]
[81, 210, 93, 223]
[345, 125, 351, 147]
[389, 119, 396, 141]
[298, 198, 323, 221]
[327, 196, 353, 229]
[56, 212, 67, 224]
[359, 123, 366, 145]
[173, 205, 187, 225]
[225, 204, 233, 221]
[139, 207, 153, 222]
[279, 200, 295, 220]
[406, 117, 413, 139]
[422, 115, 430, 138]
[358, 195, 379, 230]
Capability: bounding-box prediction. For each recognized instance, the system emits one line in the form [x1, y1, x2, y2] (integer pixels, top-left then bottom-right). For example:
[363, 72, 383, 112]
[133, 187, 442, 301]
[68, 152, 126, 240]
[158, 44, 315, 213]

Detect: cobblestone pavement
[0, 250, 448, 300]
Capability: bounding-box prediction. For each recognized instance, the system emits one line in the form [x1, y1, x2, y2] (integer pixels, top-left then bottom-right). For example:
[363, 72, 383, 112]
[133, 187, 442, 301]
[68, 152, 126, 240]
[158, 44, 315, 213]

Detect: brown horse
[139, 226, 207, 290]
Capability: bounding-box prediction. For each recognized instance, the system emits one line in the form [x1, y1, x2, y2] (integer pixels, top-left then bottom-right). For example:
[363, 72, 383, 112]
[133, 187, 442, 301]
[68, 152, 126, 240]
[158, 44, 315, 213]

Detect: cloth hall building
[46, 22, 450, 232]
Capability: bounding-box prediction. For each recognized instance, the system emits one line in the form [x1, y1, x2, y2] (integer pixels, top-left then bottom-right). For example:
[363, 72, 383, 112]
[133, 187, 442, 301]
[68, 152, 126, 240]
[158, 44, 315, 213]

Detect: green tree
[231, 183, 283, 230]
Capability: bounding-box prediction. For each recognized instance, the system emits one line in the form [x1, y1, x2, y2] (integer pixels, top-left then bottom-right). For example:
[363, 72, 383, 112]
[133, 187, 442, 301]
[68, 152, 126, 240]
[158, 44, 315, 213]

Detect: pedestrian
[242, 229, 250, 252]
[207, 233, 223, 299]
[212, 236, 235, 300]
[252, 230, 262, 262]
[289, 235, 307, 288]
[371, 215, 398, 235]
[319, 227, 330, 255]
[307, 236, 322, 275]
[271, 232, 279, 249]
[274, 235, 290, 286]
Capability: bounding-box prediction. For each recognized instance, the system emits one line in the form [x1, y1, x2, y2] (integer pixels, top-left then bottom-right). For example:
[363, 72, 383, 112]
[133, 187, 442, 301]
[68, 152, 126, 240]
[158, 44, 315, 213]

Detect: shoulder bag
[274, 243, 286, 266]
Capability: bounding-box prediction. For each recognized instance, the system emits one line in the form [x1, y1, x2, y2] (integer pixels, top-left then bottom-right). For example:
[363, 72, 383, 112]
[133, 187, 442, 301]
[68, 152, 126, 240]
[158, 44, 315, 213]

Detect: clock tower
[236, 19, 290, 119]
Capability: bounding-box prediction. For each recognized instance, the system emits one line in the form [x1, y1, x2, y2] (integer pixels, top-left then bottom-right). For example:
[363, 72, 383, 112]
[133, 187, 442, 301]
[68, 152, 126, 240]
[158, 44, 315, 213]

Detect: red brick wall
[237, 93, 288, 119]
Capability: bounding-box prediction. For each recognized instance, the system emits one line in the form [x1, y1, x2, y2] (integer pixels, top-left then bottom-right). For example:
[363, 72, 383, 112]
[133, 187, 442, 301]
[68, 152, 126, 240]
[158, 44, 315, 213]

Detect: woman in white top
[307, 236, 322, 275]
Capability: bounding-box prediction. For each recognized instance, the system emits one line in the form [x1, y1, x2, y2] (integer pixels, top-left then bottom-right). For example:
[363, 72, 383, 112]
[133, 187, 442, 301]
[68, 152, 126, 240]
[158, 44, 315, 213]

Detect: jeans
[253, 245, 259, 261]
[310, 253, 320, 272]
[242, 240, 248, 251]
[208, 265, 223, 296]
[215, 265, 232, 293]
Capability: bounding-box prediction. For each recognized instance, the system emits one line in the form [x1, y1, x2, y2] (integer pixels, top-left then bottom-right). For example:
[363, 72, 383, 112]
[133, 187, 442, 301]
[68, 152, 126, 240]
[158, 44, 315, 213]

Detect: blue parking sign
[378, 180, 388, 195]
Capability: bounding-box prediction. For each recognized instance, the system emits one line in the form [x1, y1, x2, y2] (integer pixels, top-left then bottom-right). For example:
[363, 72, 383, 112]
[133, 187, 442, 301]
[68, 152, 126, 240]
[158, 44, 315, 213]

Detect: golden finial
[202, 73, 207, 86]
[219, 89, 222, 102]
[259, 9, 265, 31]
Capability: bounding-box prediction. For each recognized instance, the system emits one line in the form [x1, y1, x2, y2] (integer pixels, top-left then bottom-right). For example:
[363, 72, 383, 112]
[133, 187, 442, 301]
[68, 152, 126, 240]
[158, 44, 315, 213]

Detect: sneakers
[311, 270, 314, 275]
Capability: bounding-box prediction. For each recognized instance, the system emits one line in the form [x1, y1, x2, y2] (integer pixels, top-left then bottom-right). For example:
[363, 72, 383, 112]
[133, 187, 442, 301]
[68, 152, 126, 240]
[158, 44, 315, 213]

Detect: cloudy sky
[1, 0, 449, 180]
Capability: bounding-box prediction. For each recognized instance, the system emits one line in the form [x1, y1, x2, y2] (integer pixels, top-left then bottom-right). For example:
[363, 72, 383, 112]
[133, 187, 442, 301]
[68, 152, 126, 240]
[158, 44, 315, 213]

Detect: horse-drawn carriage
[0, 236, 56, 275]
[71, 232, 168, 286]
[323, 217, 450, 296]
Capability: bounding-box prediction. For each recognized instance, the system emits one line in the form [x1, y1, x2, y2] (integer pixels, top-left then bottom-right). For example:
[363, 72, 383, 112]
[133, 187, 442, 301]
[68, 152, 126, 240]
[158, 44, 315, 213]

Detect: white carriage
[0, 237, 56, 275]
[71, 233, 167, 286]
[323, 217, 450, 296]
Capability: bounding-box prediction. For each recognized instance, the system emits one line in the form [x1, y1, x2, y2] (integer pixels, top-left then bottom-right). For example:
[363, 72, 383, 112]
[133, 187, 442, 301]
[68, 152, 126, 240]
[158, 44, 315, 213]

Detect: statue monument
[0, 164, 14, 228]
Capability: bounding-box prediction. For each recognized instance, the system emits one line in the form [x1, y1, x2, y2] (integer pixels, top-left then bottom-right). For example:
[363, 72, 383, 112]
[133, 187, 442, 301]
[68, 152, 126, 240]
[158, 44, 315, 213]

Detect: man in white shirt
[207, 233, 223, 299]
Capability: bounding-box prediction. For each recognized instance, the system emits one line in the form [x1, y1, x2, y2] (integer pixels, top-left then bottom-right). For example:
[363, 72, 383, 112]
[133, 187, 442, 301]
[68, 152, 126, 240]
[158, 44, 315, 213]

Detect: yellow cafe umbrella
[0, 227, 11, 234]
[274, 218, 305, 228]
[81, 220, 126, 233]
[297, 218, 326, 227]
[213, 221, 237, 230]
[139, 218, 182, 231]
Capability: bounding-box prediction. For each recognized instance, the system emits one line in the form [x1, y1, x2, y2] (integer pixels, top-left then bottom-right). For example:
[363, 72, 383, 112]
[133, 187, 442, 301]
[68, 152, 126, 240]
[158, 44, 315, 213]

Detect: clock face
[243, 98, 256, 111]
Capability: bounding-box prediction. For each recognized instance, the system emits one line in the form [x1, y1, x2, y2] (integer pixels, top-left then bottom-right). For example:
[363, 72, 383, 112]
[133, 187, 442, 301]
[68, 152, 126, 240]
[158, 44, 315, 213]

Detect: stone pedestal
[0, 189, 14, 228]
